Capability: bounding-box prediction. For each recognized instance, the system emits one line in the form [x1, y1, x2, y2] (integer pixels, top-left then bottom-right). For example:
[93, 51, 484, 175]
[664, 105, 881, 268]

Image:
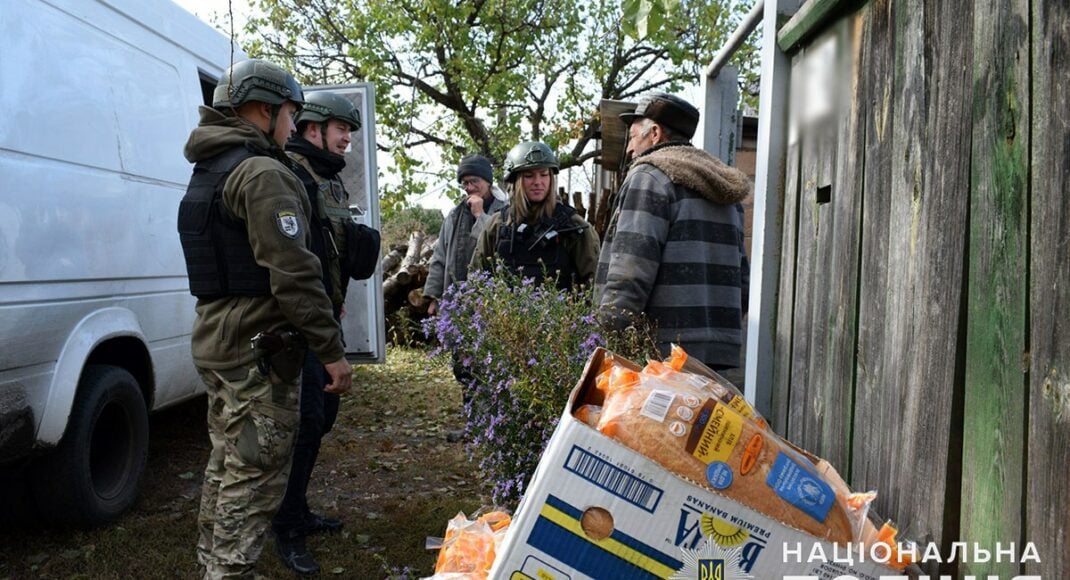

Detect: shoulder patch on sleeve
[275, 210, 301, 238]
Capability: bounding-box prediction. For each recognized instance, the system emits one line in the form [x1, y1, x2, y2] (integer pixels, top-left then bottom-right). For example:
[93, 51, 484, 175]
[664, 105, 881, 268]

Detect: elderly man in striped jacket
[594, 92, 751, 370]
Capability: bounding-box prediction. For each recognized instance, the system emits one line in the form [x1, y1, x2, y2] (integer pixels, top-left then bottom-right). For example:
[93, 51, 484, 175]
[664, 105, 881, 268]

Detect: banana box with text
[489, 348, 898, 580]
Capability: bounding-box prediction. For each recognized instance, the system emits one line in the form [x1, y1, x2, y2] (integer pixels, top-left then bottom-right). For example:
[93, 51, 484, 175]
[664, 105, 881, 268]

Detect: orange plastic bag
[428, 509, 511, 579]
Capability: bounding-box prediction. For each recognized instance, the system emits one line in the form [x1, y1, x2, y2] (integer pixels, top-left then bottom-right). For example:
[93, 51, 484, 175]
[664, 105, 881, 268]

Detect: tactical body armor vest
[495, 203, 584, 290]
[178, 145, 272, 299]
[289, 160, 350, 308]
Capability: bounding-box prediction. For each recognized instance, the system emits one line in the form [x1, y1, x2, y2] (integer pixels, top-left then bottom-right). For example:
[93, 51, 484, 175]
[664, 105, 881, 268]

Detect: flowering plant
[424, 267, 657, 506]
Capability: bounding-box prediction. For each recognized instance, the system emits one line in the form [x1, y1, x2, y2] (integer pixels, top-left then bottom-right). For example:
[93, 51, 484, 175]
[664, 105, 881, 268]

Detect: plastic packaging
[593, 347, 861, 544]
[425, 508, 512, 579]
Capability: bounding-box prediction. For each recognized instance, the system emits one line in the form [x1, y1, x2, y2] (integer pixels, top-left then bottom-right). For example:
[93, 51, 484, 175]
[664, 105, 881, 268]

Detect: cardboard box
[489, 348, 898, 580]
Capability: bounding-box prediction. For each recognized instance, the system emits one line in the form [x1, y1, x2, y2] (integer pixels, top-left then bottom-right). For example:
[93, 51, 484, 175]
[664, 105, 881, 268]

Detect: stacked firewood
[382, 231, 437, 324]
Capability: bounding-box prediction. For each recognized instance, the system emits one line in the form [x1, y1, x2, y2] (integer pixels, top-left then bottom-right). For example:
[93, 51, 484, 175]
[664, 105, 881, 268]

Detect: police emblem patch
[670, 539, 753, 580]
[276, 210, 300, 238]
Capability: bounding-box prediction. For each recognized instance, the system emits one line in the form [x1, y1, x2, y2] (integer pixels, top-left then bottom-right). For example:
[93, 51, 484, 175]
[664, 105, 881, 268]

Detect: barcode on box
[564, 446, 663, 513]
[641, 390, 674, 422]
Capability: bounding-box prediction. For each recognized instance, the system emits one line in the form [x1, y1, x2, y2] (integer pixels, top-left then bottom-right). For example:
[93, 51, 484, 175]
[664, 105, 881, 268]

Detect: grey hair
[636, 117, 658, 138]
[636, 116, 686, 142]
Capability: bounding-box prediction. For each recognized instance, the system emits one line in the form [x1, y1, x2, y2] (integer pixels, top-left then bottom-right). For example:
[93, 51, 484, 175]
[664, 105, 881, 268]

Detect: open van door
[304, 84, 386, 364]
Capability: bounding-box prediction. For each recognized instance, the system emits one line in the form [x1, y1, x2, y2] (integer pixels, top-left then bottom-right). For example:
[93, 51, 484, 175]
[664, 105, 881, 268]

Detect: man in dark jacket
[423, 154, 507, 315]
[273, 90, 369, 575]
[178, 59, 352, 580]
[594, 92, 751, 370]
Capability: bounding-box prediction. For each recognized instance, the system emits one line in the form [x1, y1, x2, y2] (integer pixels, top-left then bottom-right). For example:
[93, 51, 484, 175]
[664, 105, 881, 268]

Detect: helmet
[297, 91, 362, 131]
[502, 141, 559, 183]
[212, 59, 305, 109]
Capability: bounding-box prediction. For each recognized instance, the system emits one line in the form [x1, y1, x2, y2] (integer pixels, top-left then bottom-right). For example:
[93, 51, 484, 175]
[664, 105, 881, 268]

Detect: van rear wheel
[32, 365, 149, 527]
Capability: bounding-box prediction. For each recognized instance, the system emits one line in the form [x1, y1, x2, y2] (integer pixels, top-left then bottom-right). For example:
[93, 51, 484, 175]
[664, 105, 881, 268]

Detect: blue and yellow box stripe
[525, 495, 683, 579]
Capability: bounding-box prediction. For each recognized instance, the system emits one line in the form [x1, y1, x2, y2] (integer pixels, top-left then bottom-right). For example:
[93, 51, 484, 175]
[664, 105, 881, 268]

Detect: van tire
[0, 465, 40, 527]
[32, 365, 149, 527]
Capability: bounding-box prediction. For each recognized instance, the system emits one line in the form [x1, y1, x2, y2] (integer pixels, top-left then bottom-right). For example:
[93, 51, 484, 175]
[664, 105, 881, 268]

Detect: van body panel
[0, 0, 237, 463]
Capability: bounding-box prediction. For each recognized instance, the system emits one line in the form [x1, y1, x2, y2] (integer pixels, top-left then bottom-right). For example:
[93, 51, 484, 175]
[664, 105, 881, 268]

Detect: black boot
[274, 532, 320, 576]
[306, 512, 344, 535]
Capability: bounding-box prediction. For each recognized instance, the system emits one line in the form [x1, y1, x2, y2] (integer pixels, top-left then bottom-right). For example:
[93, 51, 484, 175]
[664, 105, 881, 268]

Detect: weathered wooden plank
[960, 0, 1030, 576]
[872, 0, 933, 557]
[793, 22, 848, 466]
[786, 48, 822, 447]
[1026, 0, 1070, 575]
[770, 53, 805, 433]
[598, 99, 637, 171]
[851, 0, 902, 525]
[808, 13, 865, 475]
[890, 0, 974, 571]
[797, 115, 838, 460]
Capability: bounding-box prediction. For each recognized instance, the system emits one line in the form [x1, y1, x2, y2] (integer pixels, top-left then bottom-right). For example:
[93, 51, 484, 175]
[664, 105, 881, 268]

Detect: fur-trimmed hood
[631, 142, 750, 205]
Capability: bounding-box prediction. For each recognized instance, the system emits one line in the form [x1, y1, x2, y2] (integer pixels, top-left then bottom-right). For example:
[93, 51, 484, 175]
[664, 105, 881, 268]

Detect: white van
[0, 0, 383, 526]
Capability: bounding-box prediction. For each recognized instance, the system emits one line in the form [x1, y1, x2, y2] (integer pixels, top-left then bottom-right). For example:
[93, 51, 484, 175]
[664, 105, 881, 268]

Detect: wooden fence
[563, 188, 617, 241]
[771, 0, 1067, 576]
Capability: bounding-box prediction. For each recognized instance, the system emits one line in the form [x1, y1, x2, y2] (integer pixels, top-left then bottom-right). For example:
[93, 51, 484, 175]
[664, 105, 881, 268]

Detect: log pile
[382, 232, 437, 338]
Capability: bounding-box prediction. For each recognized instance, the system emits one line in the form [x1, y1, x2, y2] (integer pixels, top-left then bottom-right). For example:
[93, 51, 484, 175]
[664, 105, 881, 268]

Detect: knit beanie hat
[456, 154, 494, 184]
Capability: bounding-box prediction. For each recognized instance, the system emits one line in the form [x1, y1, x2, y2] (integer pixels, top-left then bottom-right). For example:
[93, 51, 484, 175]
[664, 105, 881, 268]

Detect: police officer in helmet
[178, 58, 352, 579]
[469, 141, 600, 289]
[271, 90, 376, 575]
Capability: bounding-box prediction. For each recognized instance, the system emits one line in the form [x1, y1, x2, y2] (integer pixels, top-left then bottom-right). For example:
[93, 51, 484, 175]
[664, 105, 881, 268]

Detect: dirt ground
[0, 347, 490, 579]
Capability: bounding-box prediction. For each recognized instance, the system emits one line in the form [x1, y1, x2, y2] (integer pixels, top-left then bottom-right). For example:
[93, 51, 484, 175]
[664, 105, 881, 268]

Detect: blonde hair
[507, 173, 558, 224]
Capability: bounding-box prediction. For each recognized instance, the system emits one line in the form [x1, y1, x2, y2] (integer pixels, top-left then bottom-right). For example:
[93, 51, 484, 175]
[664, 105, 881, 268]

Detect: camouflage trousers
[195, 363, 300, 580]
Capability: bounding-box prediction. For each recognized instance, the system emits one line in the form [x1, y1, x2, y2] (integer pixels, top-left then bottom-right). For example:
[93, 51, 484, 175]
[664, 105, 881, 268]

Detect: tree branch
[560, 148, 601, 170]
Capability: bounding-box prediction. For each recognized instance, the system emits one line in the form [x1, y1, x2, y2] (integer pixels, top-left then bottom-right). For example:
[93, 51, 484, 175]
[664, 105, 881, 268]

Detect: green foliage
[621, 0, 679, 40]
[424, 267, 659, 506]
[380, 205, 445, 250]
[244, 0, 761, 201]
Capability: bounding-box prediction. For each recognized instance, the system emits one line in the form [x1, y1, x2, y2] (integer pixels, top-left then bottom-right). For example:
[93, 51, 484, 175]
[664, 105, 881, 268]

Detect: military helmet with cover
[503, 141, 559, 183]
[297, 91, 362, 131]
[212, 59, 305, 109]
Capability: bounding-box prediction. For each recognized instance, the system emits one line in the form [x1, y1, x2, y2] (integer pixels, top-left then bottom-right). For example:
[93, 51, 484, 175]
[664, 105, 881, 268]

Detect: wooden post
[744, 0, 803, 418]
[961, 0, 1030, 576]
[572, 191, 586, 219]
[1027, 0, 1070, 575]
[594, 187, 614, 239]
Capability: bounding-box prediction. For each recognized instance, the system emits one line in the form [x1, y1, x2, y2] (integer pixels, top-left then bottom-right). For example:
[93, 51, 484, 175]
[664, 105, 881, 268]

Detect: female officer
[470, 141, 599, 289]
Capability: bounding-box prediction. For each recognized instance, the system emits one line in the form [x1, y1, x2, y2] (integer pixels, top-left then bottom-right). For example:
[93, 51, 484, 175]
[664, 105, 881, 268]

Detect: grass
[0, 346, 490, 579]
